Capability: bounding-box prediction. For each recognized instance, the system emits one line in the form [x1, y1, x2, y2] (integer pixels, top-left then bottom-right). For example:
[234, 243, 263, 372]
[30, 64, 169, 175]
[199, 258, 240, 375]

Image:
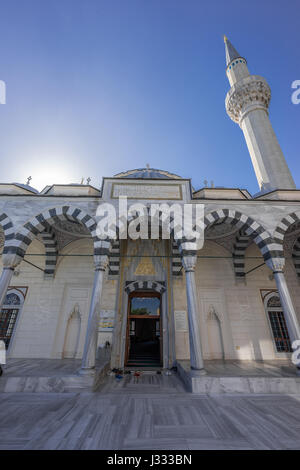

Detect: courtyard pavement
[1, 372, 300, 450]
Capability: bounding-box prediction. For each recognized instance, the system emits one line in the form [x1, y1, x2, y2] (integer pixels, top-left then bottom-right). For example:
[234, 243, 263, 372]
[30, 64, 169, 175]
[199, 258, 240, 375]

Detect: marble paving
[2, 358, 296, 378]
[0, 357, 110, 393]
[201, 359, 298, 377]
[177, 360, 300, 394]
[1, 358, 300, 394]
[1, 373, 300, 449]
[1, 358, 82, 376]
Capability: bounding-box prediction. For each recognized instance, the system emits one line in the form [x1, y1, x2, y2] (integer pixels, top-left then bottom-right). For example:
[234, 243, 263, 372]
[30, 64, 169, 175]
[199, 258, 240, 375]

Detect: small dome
[114, 168, 182, 179]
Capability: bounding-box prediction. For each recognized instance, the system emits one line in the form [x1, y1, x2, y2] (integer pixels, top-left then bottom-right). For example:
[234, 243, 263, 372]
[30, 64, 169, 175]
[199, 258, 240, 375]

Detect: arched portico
[11, 205, 107, 259]
[0, 207, 113, 372]
[202, 209, 274, 262]
[194, 209, 300, 373]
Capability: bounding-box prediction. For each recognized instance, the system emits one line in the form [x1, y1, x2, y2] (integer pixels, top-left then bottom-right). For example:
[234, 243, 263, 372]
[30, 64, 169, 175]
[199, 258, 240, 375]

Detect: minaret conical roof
[224, 36, 242, 66]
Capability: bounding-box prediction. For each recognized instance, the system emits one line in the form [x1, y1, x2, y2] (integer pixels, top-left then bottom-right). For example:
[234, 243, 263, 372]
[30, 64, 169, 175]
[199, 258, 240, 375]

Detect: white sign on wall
[174, 310, 188, 331]
[99, 310, 115, 331]
[0, 340, 6, 364]
[111, 183, 183, 200]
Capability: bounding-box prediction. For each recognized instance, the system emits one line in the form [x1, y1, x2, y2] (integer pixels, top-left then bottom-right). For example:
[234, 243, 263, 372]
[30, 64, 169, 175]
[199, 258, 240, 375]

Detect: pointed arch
[274, 211, 300, 261]
[62, 303, 81, 358]
[202, 209, 276, 263]
[6, 206, 112, 261]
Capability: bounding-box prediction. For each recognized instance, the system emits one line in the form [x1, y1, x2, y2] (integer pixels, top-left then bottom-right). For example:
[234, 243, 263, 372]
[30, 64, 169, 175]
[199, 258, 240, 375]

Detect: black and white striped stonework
[108, 240, 120, 276]
[202, 209, 275, 263]
[0, 213, 14, 243]
[40, 228, 58, 278]
[232, 231, 250, 278]
[172, 241, 182, 276]
[274, 212, 300, 243]
[125, 280, 166, 294]
[5, 206, 112, 260]
[292, 237, 300, 278]
[273, 212, 300, 273]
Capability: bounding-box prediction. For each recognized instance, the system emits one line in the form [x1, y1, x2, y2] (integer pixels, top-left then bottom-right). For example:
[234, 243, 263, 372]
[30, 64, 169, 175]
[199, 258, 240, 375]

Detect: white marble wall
[1, 238, 117, 359]
[172, 240, 300, 362]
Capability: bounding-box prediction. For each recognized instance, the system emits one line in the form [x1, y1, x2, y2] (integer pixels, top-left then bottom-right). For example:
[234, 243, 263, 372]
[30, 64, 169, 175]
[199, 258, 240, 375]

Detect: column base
[190, 367, 207, 376]
[78, 367, 96, 377]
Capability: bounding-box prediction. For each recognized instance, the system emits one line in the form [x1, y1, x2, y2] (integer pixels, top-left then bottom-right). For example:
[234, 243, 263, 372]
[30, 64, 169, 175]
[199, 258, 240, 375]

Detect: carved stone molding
[206, 304, 222, 323]
[182, 255, 197, 272]
[283, 226, 300, 257]
[1, 253, 23, 269]
[54, 230, 81, 251]
[94, 255, 109, 271]
[205, 223, 239, 240]
[265, 257, 285, 273]
[54, 219, 90, 237]
[226, 75, 271, 124]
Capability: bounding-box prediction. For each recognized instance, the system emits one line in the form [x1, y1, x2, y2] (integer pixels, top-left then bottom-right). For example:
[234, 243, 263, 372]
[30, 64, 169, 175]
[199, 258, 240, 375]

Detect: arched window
[265, 293, 292, 353]
[0, 288, 25, 349]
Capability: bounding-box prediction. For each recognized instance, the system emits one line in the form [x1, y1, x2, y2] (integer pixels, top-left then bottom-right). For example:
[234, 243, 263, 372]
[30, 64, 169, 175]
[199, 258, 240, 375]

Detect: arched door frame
[119, 281, 170, 369]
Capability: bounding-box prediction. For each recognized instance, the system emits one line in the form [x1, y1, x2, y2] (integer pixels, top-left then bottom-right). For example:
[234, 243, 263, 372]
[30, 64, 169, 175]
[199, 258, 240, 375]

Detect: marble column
[274, 272, 300, 344]
[80, 255, 109, 374]
[267, 258, 300, 374]
[0, 254, 22, 310]
[182, 255, 206, 373]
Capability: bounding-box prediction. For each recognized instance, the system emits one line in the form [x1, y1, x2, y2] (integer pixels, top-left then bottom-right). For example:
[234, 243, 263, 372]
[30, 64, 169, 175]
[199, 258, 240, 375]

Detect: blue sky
[0, 0, 299, 194]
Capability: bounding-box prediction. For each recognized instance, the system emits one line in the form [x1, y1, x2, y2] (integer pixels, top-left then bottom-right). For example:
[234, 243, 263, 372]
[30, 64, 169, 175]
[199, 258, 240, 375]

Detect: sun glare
[18, 155, 84, 192]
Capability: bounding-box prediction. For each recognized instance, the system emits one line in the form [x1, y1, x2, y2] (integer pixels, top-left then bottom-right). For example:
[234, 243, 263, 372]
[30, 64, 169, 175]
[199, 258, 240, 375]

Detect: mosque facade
[1, 38, 300, 378]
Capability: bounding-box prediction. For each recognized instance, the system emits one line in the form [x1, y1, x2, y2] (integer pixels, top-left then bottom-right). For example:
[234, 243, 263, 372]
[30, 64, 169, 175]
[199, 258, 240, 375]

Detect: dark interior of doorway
[127, 318, 161, 368]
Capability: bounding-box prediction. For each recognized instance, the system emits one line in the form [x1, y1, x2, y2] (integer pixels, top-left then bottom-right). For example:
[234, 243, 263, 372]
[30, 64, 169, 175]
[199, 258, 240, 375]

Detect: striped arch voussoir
[274, 212, 300, 245]
[0, 213, 15, 242]
[232, 230, 250, 278]
[292, 236, 300, 278]
[40, 228, 58, 278]
[203, 209, 277, 264]
[172, 240, 182, 276]
[125, 280, 166, 294]
[11, 206, 100, 260]
[108, 240, 120, 276]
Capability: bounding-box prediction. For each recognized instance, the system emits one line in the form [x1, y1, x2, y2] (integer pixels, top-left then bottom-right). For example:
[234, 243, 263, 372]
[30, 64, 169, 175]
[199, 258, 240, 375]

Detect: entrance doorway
[126, 291, 162, 368]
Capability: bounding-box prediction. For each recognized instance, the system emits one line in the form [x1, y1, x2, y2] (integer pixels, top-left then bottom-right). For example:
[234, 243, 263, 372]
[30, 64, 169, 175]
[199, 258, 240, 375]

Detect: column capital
[265, 257, 285, 273]
[94, 254, 109, 272]
[182, 255, 197, 273]
[1, 253, 22, 269]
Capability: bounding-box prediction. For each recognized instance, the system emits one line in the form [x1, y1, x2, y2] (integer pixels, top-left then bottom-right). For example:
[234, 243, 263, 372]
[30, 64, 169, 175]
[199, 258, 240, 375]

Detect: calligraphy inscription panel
[111, 183, 183, 200]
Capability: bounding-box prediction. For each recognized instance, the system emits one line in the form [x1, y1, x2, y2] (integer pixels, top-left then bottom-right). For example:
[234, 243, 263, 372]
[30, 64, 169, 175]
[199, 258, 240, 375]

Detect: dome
[114, 168, 182, 179]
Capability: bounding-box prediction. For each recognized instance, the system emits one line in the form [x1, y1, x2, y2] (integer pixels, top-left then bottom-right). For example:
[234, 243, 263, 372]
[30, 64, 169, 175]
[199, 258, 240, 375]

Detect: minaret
[224, 36, 296, 193]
